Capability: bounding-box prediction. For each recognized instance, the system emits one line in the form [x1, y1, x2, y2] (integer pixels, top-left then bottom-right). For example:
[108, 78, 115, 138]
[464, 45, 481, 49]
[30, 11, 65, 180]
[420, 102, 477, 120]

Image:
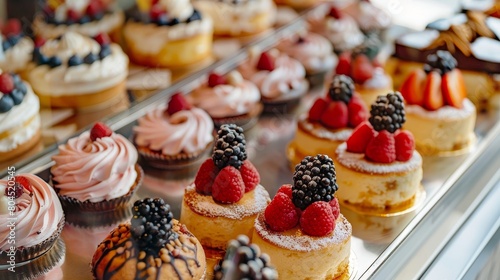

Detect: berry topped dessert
[189, 71, 262, 130]
[213, 235, 278, 280]
[134, 92, 214, 170]
[193, 0, 276, 37]
[252, 154, 352, 280]
[92, 198, 206, 280]
[0, 19, 34, 73]
[180, 124, 270, 273]
[288, 75, 368, 165]
[399, 51, 476, 155]
[334, 38, 393, 107]
[33, 0, 125, 41]
[334, 92, 423, 211]
[0, 71, 41, 162]
[124, 0, 213, 68]
[27, 31, 128, 109]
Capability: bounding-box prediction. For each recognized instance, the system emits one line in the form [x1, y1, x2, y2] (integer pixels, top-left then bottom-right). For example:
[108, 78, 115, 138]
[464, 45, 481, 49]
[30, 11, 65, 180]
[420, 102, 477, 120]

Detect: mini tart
[180, 184, 270, 250]
[253, 213, 352, 280]
[334, 143, 423, 210]
[193, 0, 276, 37]
[92, 220, 206, 280]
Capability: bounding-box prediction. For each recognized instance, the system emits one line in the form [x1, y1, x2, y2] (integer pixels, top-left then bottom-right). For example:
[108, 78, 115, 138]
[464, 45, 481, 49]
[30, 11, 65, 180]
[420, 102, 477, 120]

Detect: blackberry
[214, 235, 278, 280]
[424, 50, 457, 75]
[328, 75, 355, 104]
[130, 198, 177, 255]
[292, 155, 338, 210]
[212, 124, 247, 169]
[369, 92, 405, 133]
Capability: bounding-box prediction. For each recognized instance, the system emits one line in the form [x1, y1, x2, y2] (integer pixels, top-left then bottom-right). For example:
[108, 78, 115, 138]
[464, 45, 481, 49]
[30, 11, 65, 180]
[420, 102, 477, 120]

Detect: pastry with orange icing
[92, 198, 206, 280]
[335, 92, 423, 210]
[252, 154, 352, 279]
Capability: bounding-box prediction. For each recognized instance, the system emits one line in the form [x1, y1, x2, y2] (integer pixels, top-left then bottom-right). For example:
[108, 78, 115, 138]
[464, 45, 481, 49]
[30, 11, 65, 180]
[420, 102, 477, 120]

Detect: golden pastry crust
[0, 127, 41, 162]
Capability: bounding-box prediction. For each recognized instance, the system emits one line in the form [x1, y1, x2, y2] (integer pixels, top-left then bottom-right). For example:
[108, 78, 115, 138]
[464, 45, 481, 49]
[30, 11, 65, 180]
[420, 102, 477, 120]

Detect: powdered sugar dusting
[254, 213, 352, 252]
[183, 184, 270, 220]
[335, 143, 422, 174]
[298, 114, 352, 141]
[406, 99, 475, 120]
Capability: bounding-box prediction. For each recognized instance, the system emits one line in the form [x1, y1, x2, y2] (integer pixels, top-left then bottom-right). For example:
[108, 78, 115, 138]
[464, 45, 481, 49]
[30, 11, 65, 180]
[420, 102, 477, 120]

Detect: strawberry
[329, 7, 343, 19]
[277, 184, 292, 199]
[86, 0, 103, 18]
[395, 130, 415, 162]
[346, 121, 376, 153]
[400, 69, 426, 106]
[0, 73, 14, 94]
[329, 197, 340, 220]
[240, 160, 260, 192]
[94, 33, 110, 46]
[90, 122, 113, 141]
[212, 166, 245, 203]
[195, 158, 218, 195]
[149, 4, 164, 20]
[300, 201, 336, 236]
[335, 52, 351, 76]
[15, 176, 33, 193]
[365, 130, 396, 163]
[257, 52, 275, 71]
[34, 36, 46, 48]
[67, 9, 80, 22]
[320, 101, 348, 129]
[441, 69, 466, 108]
[308, 97, 329, 122]
[2, 19, 21, 36]
[347, 94, 368, 127]
[351, 54, 374, 84]
[166, 93, 192, 115]
[208, 73, 227, 87]
[422, 71, 443, 111]
[264, 193, 299, 231]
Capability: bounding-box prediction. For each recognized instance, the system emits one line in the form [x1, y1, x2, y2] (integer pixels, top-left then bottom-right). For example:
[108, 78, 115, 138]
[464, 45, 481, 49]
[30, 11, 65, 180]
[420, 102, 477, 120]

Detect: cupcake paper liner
[138, 142, 213, 171]
[63, 204, 133, 228]
[54, 164, 143, 213]
[262, 80, 309, 114]
[213, 103, 263, 131]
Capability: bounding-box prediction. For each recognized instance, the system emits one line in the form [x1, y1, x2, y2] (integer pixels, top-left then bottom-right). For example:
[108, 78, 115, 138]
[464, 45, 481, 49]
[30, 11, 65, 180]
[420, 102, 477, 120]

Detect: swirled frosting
[239, 52, 307, 99]
[159, 0, 194, 21]
[324, 16, 364, 52]
[348, 1, 391, 32]
[134, 106, 214, 155]
[0, 174, 63, 250]
[189, 74, 261, 118]
[51, 131, 138, 203]
[28, 32, 128, 96]
[0, 36, 34, 73]
[277, 32, 337, 73]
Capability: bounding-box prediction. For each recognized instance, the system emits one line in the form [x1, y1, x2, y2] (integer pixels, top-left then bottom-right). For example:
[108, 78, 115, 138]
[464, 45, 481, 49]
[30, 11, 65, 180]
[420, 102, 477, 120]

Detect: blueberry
[0, 95, 14, 113]
[156, 14, 169, 26]
[187, 10, 201, 23]
[79, 15, 91, 24]
[92, 12, 104, 21]
[99, 45, 112, 59]
[47, 17, 58, 25]
[68, 55, 83, 67]
[7, 35, 20, 46]
[2, 40, 11, 51]
[33, 49, 49, 65]
[167, 18, 180, 26]
[15, 82, 27, 96]
[11, 74, 22, 86]
[10, 89, 24, 105]
[83, 52, 99, 64]
[48, 56, 62, 68]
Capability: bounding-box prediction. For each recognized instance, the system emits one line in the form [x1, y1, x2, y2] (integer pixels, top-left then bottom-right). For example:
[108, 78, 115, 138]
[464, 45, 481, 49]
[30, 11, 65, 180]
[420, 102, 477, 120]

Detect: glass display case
[1, 1, 499, 279]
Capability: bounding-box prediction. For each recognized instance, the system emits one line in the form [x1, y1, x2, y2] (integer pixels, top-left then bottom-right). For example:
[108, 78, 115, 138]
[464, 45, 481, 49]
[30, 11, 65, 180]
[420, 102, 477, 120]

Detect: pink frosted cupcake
[0, 174, 64, 269]
[51, 122, 143, 217]
[133, 93, 214, 170]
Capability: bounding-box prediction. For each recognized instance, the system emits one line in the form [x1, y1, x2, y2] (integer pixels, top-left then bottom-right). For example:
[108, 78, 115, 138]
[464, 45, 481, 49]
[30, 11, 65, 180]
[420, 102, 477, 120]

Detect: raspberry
[346, 121, 376, 153]
[94, 33, 110, 46]
[34, 36, 46, 48]
[15, 176, 33, 193]
[351, 53, 374, 84]
[208, 73, 227, 87]
[257, 52, 275, 71]
[166, 93, 192, 116]
[277, 184, 292, 199]
[329, 7, 343, 19]
[90, 122, 112, 141]
[67, 9, 80, 22]
[308, 97, 328, 122]
[195, 158, 218, 195]
[365, 130, 396, 163]
[86, 0, 103, 18]
[264, 193, 299, 231]
[320, 101, 348, 129]
[240, 160, 260, 192]
[0, 73, 14, 94]
[150, 4, 165, 21]
[336, 52, 351, 76]
[329, 197, 340, 220]
[395, 130, 415, 162]
[300, 201, 336, 236]
[347, 94, 368, 127]
[212, 166, 245, 203]
[2, 19, 21, 36]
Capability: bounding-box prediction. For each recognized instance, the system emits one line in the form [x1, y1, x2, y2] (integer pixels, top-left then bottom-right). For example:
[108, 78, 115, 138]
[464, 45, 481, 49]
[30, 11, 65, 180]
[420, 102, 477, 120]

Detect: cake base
[0, 128, 41, 162]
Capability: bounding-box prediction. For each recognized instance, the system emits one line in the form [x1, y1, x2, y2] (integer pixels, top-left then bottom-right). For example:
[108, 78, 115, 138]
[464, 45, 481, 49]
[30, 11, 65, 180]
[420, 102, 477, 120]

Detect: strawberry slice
[320, 101, 348, 129]
[347, 94, 368, 127]
[346, 121, 376, 153]
[308, 98, 329, 122]
[441, 69, 466, 108]
[208, 73, 227, 87]
[90, 122, 113, 141]
[15, 176, 33, 193]
[422, 71, 443, 111]
[166, 93, 192, 115]
[335, 52, 351, 76]
[351, 54, 374, 84]
[257, 52, 275, 71]
[329, 7, 343, 19]
[400, 69, 426, 106]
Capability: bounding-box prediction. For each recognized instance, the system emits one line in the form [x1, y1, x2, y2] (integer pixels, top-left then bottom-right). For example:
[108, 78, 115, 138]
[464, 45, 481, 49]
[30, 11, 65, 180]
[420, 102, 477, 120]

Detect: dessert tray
[2, 2, 500, 280]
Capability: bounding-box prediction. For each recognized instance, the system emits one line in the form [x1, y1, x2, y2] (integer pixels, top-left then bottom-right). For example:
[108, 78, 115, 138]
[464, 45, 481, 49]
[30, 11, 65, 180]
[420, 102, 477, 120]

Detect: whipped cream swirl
[51, 132, 138, 203]
[0, 174, 63, 250]
[134, 106, 214, 155]
[0, 36, 34, 73]
[159, 0, 194, 21]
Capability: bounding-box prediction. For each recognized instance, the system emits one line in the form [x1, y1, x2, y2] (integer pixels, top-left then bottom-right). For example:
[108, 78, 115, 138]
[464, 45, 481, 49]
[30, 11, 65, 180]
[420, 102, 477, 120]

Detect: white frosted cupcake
[0, 19, 34, 74]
